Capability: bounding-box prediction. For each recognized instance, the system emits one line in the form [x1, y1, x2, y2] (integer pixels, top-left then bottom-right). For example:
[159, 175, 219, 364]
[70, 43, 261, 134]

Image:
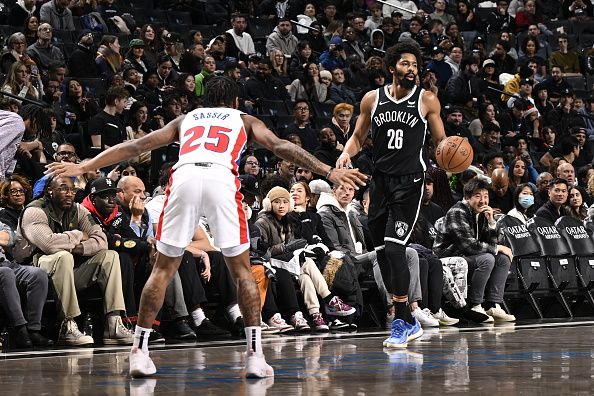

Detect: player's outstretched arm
[46, 116, 182, 177]
[243, 114, 367, 189]
[336, 90, 375, 169]
[423, 90, 446, 148]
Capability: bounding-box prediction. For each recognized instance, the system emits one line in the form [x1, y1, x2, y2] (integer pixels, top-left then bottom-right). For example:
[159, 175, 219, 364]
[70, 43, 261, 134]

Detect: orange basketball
[435, 136, 473, 173]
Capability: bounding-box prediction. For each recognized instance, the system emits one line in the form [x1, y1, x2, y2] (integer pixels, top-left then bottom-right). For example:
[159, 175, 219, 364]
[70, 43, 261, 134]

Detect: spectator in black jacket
[314, 127, 342, 167]
[535, 177, 569, 223]
[245, 58, 290, 103]
[280, 99, 319, 151]
[68, 30, 100, 78]
[328, 67, 357, 105]
[445, 55, 480, 107]
[9, 0, 38, 27]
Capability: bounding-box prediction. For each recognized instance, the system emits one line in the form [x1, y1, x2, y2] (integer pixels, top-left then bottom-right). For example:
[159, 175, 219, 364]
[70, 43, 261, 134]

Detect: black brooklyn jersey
[370, 85, 427, 175]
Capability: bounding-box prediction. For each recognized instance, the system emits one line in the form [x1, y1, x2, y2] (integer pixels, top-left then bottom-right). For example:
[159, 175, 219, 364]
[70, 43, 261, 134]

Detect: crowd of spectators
[1, 0, 594, 349]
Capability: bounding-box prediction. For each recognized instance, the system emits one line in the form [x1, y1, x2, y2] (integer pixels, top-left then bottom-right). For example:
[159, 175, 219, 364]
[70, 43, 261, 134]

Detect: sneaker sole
[383, 339, 407, 348]
[325, 307, 356, 316]
[438, 319, 460, 326]
[57, 340, 94, 347]
[315, 326, 330, 332]
[103, 338, 134, 345]
[407, 327, 423, 342]
[130, 367, 157, 378]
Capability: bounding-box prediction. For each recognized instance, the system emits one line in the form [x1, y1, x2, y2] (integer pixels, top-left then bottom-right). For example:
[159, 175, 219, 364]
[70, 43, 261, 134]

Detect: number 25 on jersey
[387, 128, 403, 149]
[179, 125, 232, 155]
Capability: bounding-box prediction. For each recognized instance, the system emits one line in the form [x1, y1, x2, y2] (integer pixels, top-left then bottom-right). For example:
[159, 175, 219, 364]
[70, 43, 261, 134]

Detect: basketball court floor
[2, 320, 594, 395]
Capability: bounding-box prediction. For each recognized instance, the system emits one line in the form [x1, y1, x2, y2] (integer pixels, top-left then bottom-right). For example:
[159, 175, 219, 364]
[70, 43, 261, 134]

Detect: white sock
[133, 325, 152, 354]
[191, 308, 206, 327]
[227, 303, 241, 322]
[245, 326, 262, 354]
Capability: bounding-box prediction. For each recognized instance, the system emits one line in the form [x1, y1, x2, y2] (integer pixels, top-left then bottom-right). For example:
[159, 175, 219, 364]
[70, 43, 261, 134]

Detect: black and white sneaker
[329, 318, 350, 330]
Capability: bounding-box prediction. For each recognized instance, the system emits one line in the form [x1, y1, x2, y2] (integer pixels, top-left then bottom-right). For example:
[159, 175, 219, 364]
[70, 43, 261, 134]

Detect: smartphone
[30, 65, 38, 75]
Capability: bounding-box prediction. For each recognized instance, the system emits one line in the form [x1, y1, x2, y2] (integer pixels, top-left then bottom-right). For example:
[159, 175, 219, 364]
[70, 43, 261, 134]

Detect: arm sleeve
[21, 207, 83, 254]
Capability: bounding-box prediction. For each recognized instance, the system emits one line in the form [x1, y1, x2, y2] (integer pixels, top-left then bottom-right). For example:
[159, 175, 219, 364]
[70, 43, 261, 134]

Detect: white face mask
[246, 205, 253, 221]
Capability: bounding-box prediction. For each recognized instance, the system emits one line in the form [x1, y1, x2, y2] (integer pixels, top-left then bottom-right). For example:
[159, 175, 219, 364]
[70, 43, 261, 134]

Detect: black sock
[323, 294, 334, 304]
[394, 301, 414, 324]
[483, 301, 495, 310]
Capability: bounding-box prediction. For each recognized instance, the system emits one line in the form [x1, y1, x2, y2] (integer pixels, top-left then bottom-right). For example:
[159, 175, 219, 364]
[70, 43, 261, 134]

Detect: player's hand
[335, 152, 352, 169]
[45, 161, 85, 177]
[328, 167, 368, 190]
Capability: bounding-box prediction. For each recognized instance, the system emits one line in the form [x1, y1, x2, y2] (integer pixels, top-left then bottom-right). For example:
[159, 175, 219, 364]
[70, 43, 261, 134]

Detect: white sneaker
[58, 318, 94, 346]
[471, 305, 494, 323]
[245, 350, 274, 378]
[130, 378, 157, 396]
[267, 313, 294, 333]
[486, 304, 516, 322]
[129, 348, 157, 378]
[412, 308, 439, 328]
[104, 315, 134, 345]
[432, 308, 459, 326]
[290, 311, 311, 332]
[261, 321, 281, 335]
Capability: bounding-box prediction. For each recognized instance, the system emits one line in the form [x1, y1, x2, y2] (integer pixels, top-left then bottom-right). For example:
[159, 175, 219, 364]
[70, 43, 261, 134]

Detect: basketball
[435, 136, 473, 173]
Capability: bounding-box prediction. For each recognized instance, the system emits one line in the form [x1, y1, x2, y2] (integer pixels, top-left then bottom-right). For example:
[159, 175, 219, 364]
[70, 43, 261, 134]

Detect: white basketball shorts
[155, 163, 248, 251]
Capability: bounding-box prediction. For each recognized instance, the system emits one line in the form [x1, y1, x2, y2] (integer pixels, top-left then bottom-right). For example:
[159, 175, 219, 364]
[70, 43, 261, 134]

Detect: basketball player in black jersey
[337, 42, 446, 348]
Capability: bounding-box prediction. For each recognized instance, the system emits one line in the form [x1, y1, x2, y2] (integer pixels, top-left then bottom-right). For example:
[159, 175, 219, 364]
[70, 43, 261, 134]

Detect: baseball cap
[90, 177, 121, 196]
[163, 32, 182, 44]
[431, 45, 444, 55]
[391, 10, 403, 17]
[561, 87, 574, 96]
[129, 38, 145, 48]
[520, 78, 533, 86]
[446, 105, 463, 115]
[474, 35, 486, 44]
[238, 174, 259, 197]
[330, 36, 343, 46]
[482, 59, 495, 67]
[248, 53, 262, 62]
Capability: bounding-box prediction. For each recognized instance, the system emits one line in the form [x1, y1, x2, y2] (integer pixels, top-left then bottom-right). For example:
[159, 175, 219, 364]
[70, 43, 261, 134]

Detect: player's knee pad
[156, 241, 185, 258]
[220, 243, 249, 258]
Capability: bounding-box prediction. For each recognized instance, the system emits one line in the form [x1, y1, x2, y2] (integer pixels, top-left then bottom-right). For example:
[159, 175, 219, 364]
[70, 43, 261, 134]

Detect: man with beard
[314, 127, 342, 167]
[266, 18, 298, 58]
[68, 30, 99, 78]
[245, 58, 290, 103]
[445, 56, 480, 107]
[225, 13, 255, 64]
[535, 66, 573, 104]
[337, 42, 446, 348]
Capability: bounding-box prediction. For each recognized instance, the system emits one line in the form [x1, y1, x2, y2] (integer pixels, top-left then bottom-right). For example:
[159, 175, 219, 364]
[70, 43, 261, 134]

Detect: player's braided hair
[203, 76, 239, 108]
[19, 104, 52, 139]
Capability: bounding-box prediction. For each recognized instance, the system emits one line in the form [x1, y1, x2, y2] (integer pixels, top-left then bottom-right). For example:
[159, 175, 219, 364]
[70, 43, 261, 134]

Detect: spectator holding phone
[2, 61, 41, 101]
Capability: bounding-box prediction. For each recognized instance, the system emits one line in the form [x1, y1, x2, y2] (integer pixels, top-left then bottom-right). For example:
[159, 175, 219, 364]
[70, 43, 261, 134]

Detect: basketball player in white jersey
[47, 76, 367, 379]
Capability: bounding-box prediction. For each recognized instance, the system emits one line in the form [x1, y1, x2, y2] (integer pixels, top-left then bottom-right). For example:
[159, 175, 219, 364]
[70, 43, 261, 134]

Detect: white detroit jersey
[174, 107, 248, 173]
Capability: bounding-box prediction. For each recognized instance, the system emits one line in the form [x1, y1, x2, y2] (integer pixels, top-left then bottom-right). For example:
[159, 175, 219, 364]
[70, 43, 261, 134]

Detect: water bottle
[83, 312, 93, 338]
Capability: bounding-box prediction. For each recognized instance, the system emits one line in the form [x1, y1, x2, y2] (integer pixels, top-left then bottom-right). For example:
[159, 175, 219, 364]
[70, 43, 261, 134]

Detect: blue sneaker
[383, 319, 408, 348]
[406, 317, 423, 342]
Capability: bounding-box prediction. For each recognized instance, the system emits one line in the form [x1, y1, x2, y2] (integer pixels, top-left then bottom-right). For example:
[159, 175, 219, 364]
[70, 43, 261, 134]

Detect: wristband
[326, 168, 334, 179]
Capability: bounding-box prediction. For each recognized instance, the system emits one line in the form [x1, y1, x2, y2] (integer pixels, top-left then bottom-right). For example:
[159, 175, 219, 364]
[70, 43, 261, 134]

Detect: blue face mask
[518, 194, 534, 209]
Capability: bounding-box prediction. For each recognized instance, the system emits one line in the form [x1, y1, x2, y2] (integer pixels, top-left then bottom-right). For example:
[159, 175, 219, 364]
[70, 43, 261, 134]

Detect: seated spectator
[328, 67, 357, 105]
[288, 62, 327, 103]
[124, 39, 150, 76]
[206, 35, 236, 71]
[154, 54, 178, 90]
[96, 35, 123, 81]
[566, 185, 588, 221]
[194, 56, 216, 97]
[68, 30, 100, 78]
[0, 217, 51, 348]
[179, 43, 205, 76]
[549, 34, 582, 76]
[2, 61, 41, 102]
[0, 174, 32, 230]
[149, 94, 182, 131]
[269, 49, 291, 86]
[124, 101, 151, 167]
[61, 78, 100, 126]
[490, 167, 515, 214]
[162, 32, 184, 72]
[571, 127, 594, 168]
[27, 23, 64, 76]
[280, 100, 319, 152]
[266, 18, 298, 57]
[426, 46, 452, 89]
[18, 176, 133, 345]
[472, 122, 501, 164]
[534, 66, 572, 103]
[39, 0, 74, 30]
[224, 13, 255, 64]
[444, 105, 473, 142]
[22, 15, 39, 47]
[320, 36, 347, 71]
[289, 40, 318, 81]
[535, 177, 569, 223]
[139, 24, 159, 71]
[31, 142, 78, 198]
[88, 86, 129, 149]
[507, 182, 537, 223]
[314, 127, 342, 167]
[539, 135, 580, 169]
[327, 102, 354, 149]
[1, 33, 35, 75]
[245, 58, 290, 103]
[445, 56, 480, 107]
[135, 71, 162, 112]
[255, 186, 355, 330]
[514, 0, 543, 33]
[433, 178, 516, 323]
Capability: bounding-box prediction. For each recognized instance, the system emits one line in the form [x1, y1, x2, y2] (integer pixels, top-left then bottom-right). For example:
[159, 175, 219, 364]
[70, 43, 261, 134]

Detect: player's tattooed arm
[274, 139, 331, 176]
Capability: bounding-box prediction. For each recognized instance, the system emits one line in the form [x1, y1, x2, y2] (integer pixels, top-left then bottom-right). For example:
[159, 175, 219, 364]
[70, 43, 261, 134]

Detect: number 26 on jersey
[387, 128, 403, 149]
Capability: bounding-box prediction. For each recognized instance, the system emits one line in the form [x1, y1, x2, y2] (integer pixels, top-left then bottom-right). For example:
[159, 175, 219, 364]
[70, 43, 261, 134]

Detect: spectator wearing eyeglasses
[0, 174, 32, 230]
[1, 32, 36, 75]
[239, 155, 261, 178]
[18, 175, 134, 346]
[280, 99, 319, 152]
[68, 30, 101, 79]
